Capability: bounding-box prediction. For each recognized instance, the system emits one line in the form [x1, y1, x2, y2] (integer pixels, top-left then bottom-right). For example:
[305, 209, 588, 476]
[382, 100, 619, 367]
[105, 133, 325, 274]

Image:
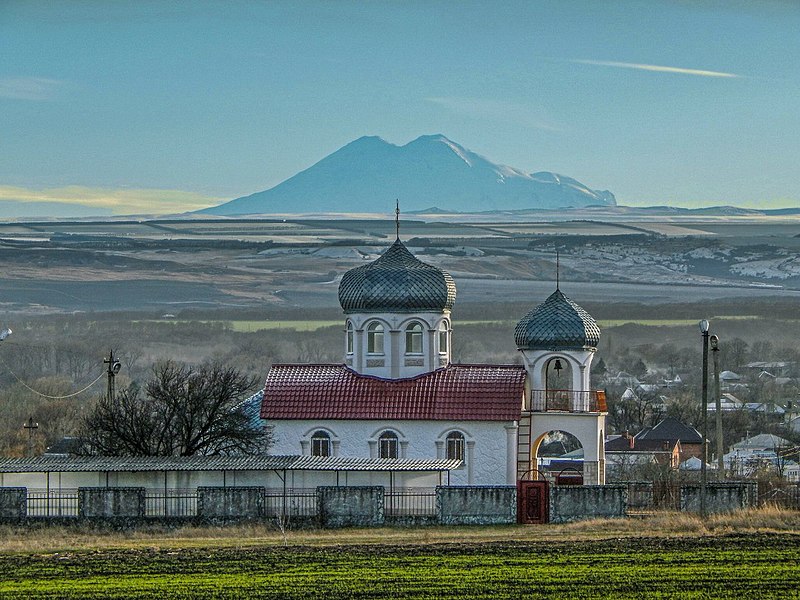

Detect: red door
[517, 480, 549, 524]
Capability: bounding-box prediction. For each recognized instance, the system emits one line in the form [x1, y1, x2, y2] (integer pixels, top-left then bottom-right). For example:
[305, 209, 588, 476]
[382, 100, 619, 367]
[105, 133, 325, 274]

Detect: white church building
[261, 236, 607, 485]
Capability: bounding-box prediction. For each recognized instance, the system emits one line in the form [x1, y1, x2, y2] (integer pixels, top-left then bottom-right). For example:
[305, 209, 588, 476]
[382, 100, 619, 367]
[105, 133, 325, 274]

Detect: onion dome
[339, 239, 456, 313]
[514, 289, 599, 350]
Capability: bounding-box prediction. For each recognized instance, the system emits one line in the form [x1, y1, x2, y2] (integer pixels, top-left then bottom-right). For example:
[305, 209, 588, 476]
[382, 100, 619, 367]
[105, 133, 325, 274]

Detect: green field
[0, 533, 797, 598]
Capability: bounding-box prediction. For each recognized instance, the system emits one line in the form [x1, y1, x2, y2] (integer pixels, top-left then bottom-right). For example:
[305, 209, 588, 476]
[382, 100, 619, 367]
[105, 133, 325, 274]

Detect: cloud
[570, 60, 740, 79]
[0, 185, 222, 215]
[425, 97, 562, 132]
[0, 77, 66, 100]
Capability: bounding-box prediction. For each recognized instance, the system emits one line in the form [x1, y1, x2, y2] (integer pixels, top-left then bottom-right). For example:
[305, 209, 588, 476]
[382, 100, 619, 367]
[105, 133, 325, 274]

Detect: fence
[527, 389, 607, 413]
[385, 487, 436, 517]
[21, 487, 439, 520]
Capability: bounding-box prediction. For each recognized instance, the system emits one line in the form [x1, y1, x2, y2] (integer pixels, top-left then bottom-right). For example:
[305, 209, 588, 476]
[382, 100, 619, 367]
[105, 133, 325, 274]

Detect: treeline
[0, 308, 798, 457]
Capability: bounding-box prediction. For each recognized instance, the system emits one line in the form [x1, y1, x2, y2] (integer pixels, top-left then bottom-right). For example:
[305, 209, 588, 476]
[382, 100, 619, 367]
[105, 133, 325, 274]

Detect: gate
[517, 480, 549, 524]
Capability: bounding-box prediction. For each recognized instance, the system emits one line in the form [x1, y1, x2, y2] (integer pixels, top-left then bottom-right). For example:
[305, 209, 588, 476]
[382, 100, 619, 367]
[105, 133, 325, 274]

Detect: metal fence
[757, 480, 800, 509]
[527, 389, 606, 413]
[26, 489, 79, 517]
[385, 487, 436, 517]
[22, 487, 435, 519]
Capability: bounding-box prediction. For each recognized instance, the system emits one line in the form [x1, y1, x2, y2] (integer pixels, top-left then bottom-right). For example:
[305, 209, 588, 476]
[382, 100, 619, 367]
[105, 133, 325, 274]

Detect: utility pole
[699, 319, 710, 518]
[104, 350, 121, 405]
[23, 417, 38, 457]
[711, 335, 724, 480]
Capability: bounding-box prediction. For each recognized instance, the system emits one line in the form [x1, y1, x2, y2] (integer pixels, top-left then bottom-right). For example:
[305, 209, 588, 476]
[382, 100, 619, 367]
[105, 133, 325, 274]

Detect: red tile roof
[261, 364, 527, 421]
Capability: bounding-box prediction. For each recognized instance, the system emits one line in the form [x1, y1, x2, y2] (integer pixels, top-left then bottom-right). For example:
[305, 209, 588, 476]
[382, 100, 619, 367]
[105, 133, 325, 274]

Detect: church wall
[268, 419, 515, 485]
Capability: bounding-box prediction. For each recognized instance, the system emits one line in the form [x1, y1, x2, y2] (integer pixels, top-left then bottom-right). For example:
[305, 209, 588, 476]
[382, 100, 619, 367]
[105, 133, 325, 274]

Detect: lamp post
[699, 319, 710, 517]
[710, 334, 724, 480]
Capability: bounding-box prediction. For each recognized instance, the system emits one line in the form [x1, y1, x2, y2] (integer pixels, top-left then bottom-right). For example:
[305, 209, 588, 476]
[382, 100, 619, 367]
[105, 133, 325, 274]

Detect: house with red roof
[261, 231, 608, 486]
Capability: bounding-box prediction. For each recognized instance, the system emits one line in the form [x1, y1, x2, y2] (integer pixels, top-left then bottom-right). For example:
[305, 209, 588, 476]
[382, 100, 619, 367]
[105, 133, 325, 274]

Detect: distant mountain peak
[200, 134, 616, 215]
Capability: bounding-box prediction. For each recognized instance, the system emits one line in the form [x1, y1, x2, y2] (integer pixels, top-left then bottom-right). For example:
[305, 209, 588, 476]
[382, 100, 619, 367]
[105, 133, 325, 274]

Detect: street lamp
[699, 319, 710, 517]
[710, 334, 724, 480]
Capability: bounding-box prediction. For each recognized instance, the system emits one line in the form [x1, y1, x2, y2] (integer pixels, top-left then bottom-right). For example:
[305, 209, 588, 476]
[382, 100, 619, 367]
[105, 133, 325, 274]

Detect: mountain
[200, 134, 616, 215]
[0, 200, 113, 219]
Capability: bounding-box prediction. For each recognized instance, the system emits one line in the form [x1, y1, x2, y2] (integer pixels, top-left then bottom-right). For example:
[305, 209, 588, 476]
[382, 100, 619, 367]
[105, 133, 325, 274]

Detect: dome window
[438, 322, 449, 353]
[405, 322, 423, 355]
[367, 322, 384, 354]
[346, 321, 354, 354]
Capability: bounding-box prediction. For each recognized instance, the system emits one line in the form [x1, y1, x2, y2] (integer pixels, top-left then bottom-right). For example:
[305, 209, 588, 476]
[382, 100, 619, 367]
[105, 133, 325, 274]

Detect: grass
[0, 509, 798, 598]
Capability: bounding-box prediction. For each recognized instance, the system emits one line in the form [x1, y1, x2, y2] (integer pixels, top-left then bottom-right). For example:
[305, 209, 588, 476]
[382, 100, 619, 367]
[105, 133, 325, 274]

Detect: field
[0, 511, 798, 598]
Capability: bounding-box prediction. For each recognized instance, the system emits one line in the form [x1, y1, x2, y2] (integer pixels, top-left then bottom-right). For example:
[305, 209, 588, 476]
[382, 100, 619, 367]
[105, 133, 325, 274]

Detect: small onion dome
[514, 289, 600, 350]
[339, 239, 456, 313]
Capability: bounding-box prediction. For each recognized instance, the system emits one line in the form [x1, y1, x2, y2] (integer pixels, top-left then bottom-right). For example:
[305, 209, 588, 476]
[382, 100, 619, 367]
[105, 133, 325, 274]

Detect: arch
[366, 321, 385, 354]
[404, 321, 423, 355]
[544, 355, 573, 392]
[530, 429, 583, 479]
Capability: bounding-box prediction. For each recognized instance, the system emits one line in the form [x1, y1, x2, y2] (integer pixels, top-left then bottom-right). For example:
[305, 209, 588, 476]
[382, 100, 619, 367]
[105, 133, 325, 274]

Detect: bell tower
[514, 287, 607, 484]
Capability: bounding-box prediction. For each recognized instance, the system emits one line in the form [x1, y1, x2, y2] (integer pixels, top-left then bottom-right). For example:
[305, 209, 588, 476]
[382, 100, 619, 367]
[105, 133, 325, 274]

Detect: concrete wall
[550, 485, 627, 523]
[436, 486, 516, 525]
[197, 486, 265, 518]
[680, 482, 755, 513]
[78, 487, 146, 518]
[270, 419, 513, 485]
[317, 486, 384, 528]
[0, 487, 26, 519]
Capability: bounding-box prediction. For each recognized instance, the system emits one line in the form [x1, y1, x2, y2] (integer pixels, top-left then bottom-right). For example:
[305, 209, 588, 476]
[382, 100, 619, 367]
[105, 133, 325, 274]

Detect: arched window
[446, 431, 465, 462]
[346, 321, 354, 354]
[405, 322, 423, 354]
[311, 431, 331, 457]
[367, 322, 384, 354]
[438, 322, 448, 353]
[378, 430, 399, 459]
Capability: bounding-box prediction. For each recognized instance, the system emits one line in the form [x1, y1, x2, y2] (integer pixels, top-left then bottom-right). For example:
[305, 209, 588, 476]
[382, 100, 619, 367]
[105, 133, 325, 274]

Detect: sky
[1, 0, 800, 215]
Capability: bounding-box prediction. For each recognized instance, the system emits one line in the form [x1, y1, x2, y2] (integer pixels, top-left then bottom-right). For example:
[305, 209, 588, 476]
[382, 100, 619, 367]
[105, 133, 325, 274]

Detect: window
[311, 431, 331, 457]
[446, 431, 465, 462]
[438, 323, 448, 353]
[346, 322, 354, 354]
[378, 431, 399, 459]
[367, 322, 384, 354]
[405, 322, 423, 354]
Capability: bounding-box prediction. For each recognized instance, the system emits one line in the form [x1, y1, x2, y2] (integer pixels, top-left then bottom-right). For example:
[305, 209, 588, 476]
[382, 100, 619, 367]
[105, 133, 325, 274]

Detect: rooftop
[261, 363, 527, 421]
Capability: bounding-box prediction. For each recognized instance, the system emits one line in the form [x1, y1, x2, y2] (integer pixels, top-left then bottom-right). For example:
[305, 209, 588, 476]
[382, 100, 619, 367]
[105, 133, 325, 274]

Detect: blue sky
[1, 0, 799, 214]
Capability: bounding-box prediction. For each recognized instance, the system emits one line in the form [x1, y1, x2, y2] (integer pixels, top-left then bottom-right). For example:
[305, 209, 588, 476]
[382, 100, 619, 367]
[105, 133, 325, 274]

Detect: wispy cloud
[425, 97, 562, 132]
[0, 185, 222, 215]
[0, 77, 66, 100]
[570, 60, 740, 79]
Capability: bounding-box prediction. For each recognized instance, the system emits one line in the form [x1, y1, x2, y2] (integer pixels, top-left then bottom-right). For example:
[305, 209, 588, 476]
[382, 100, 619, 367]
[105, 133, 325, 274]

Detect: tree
[80, 361, 271, 456]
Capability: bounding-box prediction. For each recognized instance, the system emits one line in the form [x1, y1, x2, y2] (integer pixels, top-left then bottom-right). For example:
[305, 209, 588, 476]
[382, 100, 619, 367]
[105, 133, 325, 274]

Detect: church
[260, 228, 608, 486]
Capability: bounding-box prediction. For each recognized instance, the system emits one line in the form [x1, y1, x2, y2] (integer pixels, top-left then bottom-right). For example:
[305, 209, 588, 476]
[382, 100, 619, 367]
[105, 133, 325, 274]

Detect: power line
[0, 354, 105, 399]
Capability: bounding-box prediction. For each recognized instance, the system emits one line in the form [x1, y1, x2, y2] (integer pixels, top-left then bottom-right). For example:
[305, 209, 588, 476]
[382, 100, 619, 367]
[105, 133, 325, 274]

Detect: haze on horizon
[1, 1, 799, 216]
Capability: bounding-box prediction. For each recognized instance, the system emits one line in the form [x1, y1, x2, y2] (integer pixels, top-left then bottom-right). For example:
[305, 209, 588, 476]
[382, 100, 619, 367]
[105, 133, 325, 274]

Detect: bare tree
[80, 360, 271, 456]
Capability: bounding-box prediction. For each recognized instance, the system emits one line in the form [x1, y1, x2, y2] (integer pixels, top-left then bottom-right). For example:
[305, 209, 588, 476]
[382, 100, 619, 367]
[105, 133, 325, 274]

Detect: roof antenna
[556, 250, 560, 291]
[395, 199, 400, 240]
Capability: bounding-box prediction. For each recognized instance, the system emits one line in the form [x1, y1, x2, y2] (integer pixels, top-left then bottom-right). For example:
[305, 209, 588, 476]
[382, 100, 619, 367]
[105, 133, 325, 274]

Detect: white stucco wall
[268, 419, 516, 485]
[0, 469, 444, 493]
